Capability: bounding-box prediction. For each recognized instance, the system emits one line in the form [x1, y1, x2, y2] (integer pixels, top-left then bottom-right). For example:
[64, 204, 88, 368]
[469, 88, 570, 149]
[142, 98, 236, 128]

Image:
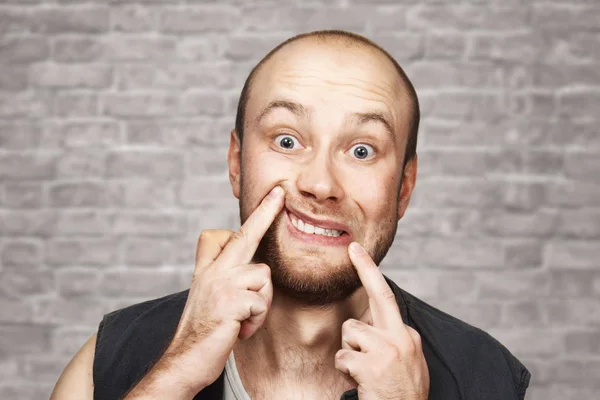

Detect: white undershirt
[224, 350, 252, 400]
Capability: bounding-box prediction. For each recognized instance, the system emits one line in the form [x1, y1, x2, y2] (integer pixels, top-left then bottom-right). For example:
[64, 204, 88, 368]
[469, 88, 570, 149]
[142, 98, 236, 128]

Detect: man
[51, 30, 530, 400]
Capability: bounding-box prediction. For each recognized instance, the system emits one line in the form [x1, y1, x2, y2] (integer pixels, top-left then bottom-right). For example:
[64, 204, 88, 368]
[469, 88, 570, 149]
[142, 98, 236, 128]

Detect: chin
[254, 233, 362, 306]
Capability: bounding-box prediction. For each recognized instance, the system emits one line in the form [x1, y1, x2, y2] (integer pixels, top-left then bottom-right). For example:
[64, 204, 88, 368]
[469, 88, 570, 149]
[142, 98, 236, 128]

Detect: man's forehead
[248, 38, 410, 133]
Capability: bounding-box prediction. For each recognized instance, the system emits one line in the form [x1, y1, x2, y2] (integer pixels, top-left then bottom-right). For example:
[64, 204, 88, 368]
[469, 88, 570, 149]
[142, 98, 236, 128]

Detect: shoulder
[384, 275, 531, 400]
[93, 290, 191, 398]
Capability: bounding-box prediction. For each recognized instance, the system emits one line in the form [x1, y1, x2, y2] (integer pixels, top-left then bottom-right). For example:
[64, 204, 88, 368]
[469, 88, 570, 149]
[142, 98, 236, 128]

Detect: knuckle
[380, 287, 396, 302]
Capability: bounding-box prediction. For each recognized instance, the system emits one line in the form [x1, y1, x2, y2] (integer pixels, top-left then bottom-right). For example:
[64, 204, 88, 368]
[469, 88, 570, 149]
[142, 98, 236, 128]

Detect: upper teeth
[290, 214, 344, 237]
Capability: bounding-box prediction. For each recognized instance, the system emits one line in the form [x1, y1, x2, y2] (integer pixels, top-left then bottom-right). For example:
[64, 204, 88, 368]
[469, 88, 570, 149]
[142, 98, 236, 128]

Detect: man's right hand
[124, 186, 285, 399]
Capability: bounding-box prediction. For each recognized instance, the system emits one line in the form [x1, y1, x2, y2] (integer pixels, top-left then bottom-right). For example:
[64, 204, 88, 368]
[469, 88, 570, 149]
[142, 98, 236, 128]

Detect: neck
[234, 285, 369, 375]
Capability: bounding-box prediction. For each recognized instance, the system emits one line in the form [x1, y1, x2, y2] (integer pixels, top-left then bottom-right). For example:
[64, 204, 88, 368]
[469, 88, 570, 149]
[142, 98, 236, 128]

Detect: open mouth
[284, 206, 352, 246]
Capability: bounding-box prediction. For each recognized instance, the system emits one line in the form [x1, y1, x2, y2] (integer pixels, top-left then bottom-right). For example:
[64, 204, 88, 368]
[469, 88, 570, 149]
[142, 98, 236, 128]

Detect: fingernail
[349, 242, 365, 255]
[268, 186, 283, 200]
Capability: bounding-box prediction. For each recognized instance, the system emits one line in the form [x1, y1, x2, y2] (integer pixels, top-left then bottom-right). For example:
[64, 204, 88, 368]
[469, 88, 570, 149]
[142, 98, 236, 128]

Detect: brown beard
[238, 174, 402, 306]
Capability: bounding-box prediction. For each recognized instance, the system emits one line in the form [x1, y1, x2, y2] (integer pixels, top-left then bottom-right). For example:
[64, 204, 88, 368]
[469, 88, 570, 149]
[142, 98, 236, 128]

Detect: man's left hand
[334, 242, 430, 400]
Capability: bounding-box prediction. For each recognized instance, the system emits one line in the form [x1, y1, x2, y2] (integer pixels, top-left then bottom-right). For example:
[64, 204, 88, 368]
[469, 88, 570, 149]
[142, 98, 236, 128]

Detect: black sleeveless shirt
[93, 275, 530, 400]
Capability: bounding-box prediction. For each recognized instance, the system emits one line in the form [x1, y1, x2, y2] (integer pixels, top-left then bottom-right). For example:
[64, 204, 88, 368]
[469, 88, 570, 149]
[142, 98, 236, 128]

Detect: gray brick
[103, 36, 176, 62]
[52, 210, 112, 236]
[225, 34, 288, 61]
[376, 238, 422, 269]
[112, 211, 186, 236]
[0, 324, 52, 357]
[2, 182, 43, 208]
[48, 182, 109, 207]
[565, 330, 600, 354]
[565, 151, 600, 183]
[0, 122, 41, 149]
[559, 90, 600, 119]
[0, 36, 50, 64]
[470, 34, 540, 63]
[407, 4, 528, 31]
[420, 237, 504, 269]
[435, 271, 477, 300]
[56, 150, 106, 178]
[53, 92, 98, 117]
[0, 8, 30, 34]
[30, 63, 113, 89]
[550, 270, 600, 298]
[477, 271, 550, 300]
[299, 6, 369, 32]
[482, 210, 558, 238]
[383, 270, 439, 301]
[501, 181, 547, 212]
[557, 210, 600, 239]
[532, 4, 600, 31]
[502, 300, 544, 327]
[101, 93, 179, 117]
[437, 302, 502, 331]
[119, 63, 234, 90]
[0, 266, 53, 298]
[34, 296, 111, 325]
[180, 92, 226, 116]
[533, 63, 600, 89]
[176, 37, 223, 61]
[421, 120, 505, 147]
[177, 178, 236, 208]
[0, 91, 50, 118]
[121, 237, 173, 266]
[505, 240, 543, 268]
[0, 152, 58, 180]
[0, 384, 53, 400]
[407, 62, 503, 90]
[486, 327, 564, 357]
[0, 210, 56, 237]
[158, 6, 237, 33]
[52, 37, 105, 63]
[107, 150, 183, 179]
[51, 326, 95, 356]
[546, 241, 600, 269]
[46, 238, 117, 267]
[523, 150, 564, 176]
[0, 239, 43, 265]
[185, 148, 229, 177]
[111, 5, 156, 32]
[111, 180, 175, 208]
[417, 149, 488, 177]
[22, 354, 70, 381]
[431, 92, 504, 119]
[100, 270, 183, 297]
[411, 179, 502, 208]
[546, 299, 600, 328]
[31, 7, 109, 34]
[126, 120, 230, 147]
[56, 268, 101, 297]
[0, 65, 28, 91]
[424, 33, 466, 59]
[369, 33, 423, 62]
[547, 181, 600, 208]
[184, 207, 238, 235]
[46, 121, 121, 148]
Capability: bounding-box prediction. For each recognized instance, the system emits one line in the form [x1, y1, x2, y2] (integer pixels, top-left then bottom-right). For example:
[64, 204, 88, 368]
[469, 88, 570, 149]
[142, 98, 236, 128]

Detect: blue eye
[350, 144, 374, 160]
[275, 134, 301, 150]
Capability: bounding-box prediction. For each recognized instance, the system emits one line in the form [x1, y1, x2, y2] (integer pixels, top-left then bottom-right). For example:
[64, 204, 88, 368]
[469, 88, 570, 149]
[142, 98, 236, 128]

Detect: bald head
[234, 30, 420, 167]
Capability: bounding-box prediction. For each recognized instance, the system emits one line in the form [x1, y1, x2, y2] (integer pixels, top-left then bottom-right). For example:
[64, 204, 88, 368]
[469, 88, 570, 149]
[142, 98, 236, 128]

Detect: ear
[397, 154, 418, 221]
[227, 129, 242, 199]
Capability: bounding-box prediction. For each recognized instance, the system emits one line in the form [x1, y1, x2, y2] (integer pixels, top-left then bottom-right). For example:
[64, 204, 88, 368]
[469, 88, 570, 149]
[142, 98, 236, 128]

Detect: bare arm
[50, 333, 96, 400]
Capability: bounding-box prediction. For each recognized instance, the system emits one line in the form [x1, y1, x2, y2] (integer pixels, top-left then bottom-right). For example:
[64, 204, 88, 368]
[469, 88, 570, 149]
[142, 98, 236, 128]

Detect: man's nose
[296, 151, 344, 203]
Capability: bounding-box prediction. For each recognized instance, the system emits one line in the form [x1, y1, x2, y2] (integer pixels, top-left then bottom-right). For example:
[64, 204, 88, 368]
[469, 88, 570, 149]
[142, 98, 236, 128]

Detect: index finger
[218, 186, 285, 266]
[348, 241, 405, 331]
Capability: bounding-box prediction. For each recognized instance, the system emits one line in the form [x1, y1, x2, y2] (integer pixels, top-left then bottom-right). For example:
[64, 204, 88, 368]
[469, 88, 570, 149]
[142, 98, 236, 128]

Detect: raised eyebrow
[255, 99, 312, 126]
[350, 111, 396, 143]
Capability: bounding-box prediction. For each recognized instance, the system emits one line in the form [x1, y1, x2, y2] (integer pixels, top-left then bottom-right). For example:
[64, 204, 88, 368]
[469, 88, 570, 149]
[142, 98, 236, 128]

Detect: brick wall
[1, 1, 599, 399]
